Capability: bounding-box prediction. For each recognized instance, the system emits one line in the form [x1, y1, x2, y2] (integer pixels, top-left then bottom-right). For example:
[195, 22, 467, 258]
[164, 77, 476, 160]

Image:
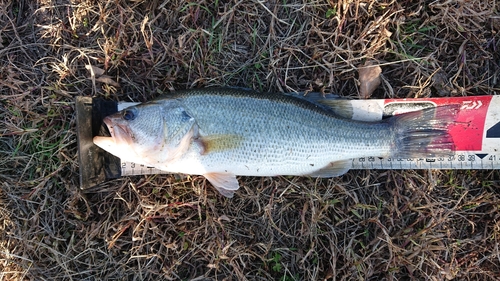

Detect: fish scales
[94, 87, 457, 197]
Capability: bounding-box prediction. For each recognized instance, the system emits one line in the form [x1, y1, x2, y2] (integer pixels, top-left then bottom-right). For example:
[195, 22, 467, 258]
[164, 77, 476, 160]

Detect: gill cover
[158, 100, 197, 160]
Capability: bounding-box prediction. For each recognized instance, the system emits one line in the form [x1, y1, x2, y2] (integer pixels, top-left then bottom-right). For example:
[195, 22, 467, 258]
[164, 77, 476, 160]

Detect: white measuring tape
[117, 95, 500, 176]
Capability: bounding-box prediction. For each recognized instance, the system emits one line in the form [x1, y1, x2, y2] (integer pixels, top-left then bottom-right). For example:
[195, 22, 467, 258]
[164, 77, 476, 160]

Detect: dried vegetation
[1, 0, 500, 280]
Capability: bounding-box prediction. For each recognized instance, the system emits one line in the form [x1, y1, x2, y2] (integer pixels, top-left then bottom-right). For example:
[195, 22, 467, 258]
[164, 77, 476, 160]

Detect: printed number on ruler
[121, 162, 166, 176]
[351, 153, 500, 170]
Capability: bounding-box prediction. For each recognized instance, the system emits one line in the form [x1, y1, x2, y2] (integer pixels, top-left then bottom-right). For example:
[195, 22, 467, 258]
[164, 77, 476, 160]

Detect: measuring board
[76, 94, 500, 189]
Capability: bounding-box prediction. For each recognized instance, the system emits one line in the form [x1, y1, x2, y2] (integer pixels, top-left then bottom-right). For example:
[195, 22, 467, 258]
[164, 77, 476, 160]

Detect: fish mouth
[102, 116, 133, 145]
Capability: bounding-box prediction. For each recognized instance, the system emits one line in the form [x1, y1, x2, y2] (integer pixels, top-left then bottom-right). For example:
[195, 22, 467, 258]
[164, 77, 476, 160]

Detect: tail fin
[390, 105, 458, 158]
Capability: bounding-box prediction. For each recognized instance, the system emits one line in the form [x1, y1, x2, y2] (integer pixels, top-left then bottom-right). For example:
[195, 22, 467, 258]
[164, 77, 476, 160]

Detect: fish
[93, 87, 457, 198]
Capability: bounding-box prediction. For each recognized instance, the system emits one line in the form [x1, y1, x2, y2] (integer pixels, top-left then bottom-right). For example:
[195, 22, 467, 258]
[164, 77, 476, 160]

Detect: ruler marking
[347, 151, 498, 171]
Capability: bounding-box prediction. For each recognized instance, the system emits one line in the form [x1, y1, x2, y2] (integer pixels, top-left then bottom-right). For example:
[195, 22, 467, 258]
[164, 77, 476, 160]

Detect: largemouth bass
[93, 88, 457, 197]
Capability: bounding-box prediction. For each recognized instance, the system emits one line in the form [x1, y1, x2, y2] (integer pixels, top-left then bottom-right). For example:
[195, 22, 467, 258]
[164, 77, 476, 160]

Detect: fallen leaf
[96, 75, 120, 87]
[85, 64, 105, 77]
[218, 215, 231, 222]
[166, 242, 177, 249]
[431, 70, 453, 96]
[382, 27, 393, 38]
[358, 61, 382, 99]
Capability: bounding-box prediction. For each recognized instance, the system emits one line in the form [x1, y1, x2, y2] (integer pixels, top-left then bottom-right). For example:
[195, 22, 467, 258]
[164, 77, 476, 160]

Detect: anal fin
[307, 160, 352, 178]
[204, 172, 240, 198]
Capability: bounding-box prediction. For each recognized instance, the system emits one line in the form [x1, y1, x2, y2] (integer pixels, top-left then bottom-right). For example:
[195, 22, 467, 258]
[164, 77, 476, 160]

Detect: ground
[1, 0, 500, 280]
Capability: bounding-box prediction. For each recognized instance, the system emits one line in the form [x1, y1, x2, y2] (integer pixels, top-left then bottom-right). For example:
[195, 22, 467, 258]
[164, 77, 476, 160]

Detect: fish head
[94, 99, 197, 167]
[93, 102, 169, 165]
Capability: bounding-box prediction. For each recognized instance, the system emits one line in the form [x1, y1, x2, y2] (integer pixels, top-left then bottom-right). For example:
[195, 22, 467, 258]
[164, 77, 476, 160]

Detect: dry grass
[1, 0, 500, 280]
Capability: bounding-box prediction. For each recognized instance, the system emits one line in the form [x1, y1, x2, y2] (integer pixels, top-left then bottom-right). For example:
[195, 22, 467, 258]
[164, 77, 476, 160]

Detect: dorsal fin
[286, 92, 354, 119]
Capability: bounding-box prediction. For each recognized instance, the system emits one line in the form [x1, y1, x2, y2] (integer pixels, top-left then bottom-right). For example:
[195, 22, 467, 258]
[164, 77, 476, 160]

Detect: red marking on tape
[384, 96, 492, 151]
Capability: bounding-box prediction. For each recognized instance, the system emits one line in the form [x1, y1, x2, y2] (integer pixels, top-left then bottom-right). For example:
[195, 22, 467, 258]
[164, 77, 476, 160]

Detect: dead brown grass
[1, 0, 500, 280]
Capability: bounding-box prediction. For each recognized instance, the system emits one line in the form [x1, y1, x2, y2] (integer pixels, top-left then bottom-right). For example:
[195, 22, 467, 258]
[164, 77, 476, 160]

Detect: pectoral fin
[204, 172, 240, 198]
[307, 160, 352, 177]
[199, 134, 243, 155]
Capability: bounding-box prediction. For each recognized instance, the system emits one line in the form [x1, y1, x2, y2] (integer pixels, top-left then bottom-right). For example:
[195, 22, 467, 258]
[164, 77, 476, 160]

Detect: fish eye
[122, 108, 137, 121]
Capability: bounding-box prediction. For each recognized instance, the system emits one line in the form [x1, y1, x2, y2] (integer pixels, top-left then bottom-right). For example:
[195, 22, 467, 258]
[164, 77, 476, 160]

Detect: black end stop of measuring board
[76, 97, 122, 189]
